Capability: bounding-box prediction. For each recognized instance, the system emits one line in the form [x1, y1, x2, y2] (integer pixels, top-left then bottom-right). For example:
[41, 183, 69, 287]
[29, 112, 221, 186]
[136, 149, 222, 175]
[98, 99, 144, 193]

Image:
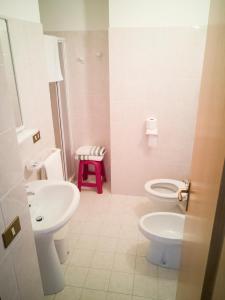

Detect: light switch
[32, 131, 41, 143]
[2, 217, 21, 248]
[11, 227, 16, 236]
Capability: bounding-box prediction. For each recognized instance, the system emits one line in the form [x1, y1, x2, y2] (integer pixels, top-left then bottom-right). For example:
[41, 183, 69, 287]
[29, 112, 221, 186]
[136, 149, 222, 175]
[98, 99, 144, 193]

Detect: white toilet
[144, 178, 187, 212]
[139, 178, 188, 269]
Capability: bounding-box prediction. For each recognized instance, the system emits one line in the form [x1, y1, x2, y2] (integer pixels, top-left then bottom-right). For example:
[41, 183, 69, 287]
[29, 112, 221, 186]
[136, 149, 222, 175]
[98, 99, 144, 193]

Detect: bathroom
[0, 0, 225, 299]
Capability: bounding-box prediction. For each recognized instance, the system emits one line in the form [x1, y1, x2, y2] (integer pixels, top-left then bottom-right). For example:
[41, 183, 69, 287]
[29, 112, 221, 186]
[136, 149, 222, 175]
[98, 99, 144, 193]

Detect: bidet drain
[36, 216, 43, 222]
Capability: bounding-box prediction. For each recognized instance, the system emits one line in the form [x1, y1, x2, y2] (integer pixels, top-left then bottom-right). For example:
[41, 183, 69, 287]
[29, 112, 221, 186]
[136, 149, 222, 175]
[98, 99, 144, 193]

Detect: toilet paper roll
[146, 117, 158, 134]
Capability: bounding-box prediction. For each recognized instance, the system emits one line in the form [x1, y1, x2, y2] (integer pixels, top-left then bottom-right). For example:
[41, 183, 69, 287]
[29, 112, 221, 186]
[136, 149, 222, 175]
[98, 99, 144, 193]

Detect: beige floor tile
[108, 272, 134, 295]
[113, 254, 136, 273]
[119, 225, 139, 240]
[135, 257, 158, 276]
[65, 266, 89, 287]
[81, 289, 107, 300]
[158, 269, 178, 300]
[101, 214, 122, 225]
[65, 189, 178, 300]
[136, 241, 149, 257]
[158, 267, 178, 280]
[69, 220, 85, 235]
[132, 297, 154, 300]
[75, 235, 98, 250]
[87, 213, 106, 222]
[100, 224, 121, 238]
[85, 269, 110, 291]
[69, 248, 94, 267]
[97, 237, 118, 252]
[106, 292, 132, 300]
[120, 214, 139, 226]
[44, 295, 55, 300]
[81, 221, 102, 235]
[116, 239, 137, 255]
[54, 286, 82, 300]
[133, 274, 157, 299]
[69, 236, 80, 250]
[158, 279, 177, 300]
[91, 251, 115, 270]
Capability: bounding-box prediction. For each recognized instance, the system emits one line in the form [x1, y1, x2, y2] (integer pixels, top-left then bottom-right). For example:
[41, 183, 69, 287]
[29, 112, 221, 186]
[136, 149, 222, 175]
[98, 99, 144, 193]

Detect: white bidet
[139, 212, 185, 269]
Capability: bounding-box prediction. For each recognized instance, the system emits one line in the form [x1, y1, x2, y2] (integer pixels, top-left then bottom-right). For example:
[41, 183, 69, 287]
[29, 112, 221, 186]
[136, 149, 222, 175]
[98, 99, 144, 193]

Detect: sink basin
[28, 181, 79, 235]
[26, 180, 80, 295]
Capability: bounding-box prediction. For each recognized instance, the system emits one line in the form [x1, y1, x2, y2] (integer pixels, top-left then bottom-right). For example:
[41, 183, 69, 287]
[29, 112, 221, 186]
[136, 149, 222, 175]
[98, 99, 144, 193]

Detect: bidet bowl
[139, 212, 185, 269]
[27, 180, 80, 295]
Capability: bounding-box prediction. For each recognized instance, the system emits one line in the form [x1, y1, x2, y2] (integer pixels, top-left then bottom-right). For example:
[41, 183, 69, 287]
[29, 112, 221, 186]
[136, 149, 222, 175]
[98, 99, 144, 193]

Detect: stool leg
[95, 163, 103, 194]
[101, 161, 107, 182]
[83, 164, 88, 180]
[77, 161, 84, 191]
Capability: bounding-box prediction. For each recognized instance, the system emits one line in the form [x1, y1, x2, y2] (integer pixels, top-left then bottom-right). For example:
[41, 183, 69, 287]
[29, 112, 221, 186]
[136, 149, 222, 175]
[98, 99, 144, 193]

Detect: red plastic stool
[77, 160, 106, 194]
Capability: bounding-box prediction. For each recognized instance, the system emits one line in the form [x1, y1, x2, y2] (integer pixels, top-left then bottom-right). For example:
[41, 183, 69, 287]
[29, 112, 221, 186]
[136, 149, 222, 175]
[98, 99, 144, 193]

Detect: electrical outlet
[2, 217, 21, 248]
[32, 131, 41, 143]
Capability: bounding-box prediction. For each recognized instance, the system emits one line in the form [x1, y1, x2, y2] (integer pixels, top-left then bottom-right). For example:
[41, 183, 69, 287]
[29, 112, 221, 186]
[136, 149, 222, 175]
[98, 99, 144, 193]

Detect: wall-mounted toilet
[139, 178, 188, 269]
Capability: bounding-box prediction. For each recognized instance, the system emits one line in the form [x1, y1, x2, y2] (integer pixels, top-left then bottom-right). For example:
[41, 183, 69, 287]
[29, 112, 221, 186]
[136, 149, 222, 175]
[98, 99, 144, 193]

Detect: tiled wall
[47, 30, 111, 181]
[109, 27, 207, 195]
[0, 34, 43, 299]
[8, 19, 55, 181]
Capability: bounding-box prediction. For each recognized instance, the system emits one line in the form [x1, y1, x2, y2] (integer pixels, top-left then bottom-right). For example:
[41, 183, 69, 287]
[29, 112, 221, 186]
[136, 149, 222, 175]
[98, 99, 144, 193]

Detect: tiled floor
[45, 187, 178, 300]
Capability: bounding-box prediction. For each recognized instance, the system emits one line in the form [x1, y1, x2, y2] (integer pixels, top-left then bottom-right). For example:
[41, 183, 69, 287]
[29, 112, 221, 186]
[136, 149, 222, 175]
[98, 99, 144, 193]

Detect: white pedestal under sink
[26, 180, 80, 295]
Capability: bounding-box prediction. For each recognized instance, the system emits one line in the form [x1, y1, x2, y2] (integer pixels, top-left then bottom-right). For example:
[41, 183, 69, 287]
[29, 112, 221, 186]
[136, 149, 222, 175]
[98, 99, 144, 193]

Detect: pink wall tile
[51, 31, 111, 181]
[109, 27, 207, 195]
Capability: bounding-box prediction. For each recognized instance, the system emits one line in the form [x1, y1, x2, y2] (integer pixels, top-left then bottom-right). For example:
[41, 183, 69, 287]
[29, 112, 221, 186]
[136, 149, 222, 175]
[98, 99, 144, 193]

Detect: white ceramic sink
[26, 180, 80, 295]
[28, 181, 79, 235]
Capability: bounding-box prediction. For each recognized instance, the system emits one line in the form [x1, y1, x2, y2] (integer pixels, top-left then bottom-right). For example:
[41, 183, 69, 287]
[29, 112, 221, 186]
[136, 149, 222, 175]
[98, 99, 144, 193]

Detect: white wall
[8, 19, 55, 181]
[39, 0, 109, 31]
[0, 0, 40, 22]
[109, 0, 210, 27]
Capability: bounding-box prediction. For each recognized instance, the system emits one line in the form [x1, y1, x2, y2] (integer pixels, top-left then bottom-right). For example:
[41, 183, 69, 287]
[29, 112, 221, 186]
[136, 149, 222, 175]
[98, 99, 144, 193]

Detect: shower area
[45, 35, 73, 181]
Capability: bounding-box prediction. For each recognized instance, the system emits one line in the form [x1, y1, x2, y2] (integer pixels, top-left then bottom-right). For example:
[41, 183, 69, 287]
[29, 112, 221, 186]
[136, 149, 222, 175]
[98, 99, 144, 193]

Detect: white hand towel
[42, 148, 64, 180]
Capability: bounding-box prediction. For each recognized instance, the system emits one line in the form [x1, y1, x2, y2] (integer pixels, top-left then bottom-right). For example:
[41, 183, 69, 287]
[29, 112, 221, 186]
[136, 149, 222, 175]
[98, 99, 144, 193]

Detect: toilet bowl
[139, 212, 185, 269]
[145, 178, 187, 212]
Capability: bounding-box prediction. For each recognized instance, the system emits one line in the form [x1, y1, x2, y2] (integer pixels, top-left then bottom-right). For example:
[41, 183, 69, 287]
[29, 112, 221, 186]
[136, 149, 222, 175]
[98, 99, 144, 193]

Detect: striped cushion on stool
[75, 145, 106, 161]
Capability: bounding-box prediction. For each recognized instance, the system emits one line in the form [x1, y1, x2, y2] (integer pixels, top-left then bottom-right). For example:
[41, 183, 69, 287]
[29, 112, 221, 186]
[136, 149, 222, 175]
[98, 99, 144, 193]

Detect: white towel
[75, 145, 106, 161]
[42, 148, 64, 180]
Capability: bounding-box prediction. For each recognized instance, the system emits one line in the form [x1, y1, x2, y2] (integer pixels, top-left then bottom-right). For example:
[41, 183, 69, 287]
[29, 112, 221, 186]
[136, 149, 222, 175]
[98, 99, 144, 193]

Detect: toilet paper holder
[145, 117, 158, 135]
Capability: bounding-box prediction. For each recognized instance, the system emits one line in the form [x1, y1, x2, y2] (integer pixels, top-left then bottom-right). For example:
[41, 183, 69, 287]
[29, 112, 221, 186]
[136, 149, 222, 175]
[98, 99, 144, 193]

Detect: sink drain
[36, 216, 43, 222]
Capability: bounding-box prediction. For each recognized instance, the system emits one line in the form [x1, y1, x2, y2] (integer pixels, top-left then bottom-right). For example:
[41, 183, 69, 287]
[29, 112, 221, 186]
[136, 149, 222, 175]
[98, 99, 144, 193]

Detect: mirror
[0, 18, 23, 129]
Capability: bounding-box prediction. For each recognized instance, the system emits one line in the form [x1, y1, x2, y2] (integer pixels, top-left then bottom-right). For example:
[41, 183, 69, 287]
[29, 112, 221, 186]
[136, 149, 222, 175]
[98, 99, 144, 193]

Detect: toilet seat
[144, 179, 186, 200]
